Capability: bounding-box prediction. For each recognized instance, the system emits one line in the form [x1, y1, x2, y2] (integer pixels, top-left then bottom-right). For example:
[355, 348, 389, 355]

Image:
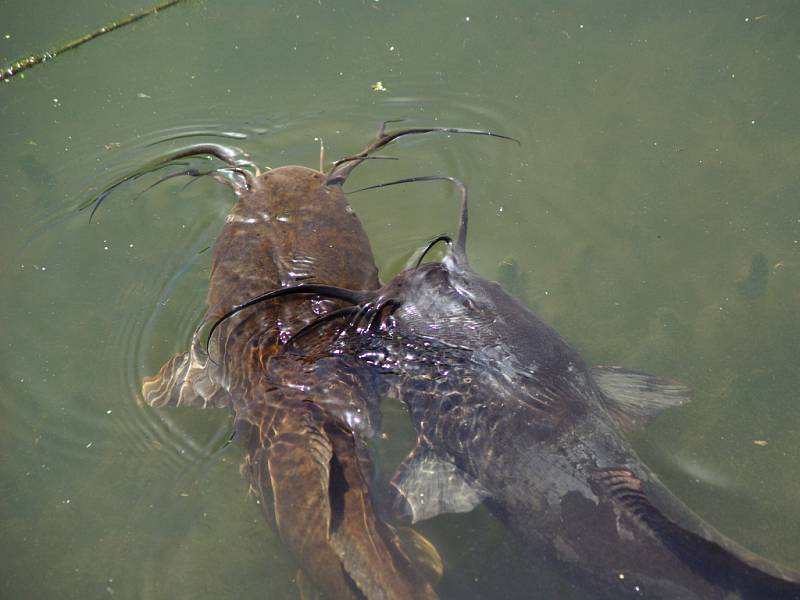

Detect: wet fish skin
[130, 131, 447, 599]
[327, 234, 800, 600]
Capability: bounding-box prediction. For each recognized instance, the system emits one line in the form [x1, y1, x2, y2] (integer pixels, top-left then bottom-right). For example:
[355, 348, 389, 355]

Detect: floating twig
[1, 0, 192, 82]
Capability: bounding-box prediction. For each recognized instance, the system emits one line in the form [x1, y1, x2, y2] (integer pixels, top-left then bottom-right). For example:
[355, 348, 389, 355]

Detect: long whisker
[326, 124, 518, 184]
[341, 302, 374, 336]
[350, 175, 470, 265]
[322, 155, 400, 178]
[367, 299, 400, 332]
[82, 161, 185, 221]
[145, 131, 250, 146]
[83, 143, 257, 221]
[134, 167, 214, 200]
[283, 306, 360, 352]
[205, 284, 368, 355]
[414, 235, 453, 268]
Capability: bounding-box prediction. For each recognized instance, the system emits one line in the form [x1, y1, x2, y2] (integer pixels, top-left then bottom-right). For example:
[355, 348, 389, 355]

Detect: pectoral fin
[390, 443, 489, 524]
[591, 366, 690, 433]
[142, 337, 230, 408]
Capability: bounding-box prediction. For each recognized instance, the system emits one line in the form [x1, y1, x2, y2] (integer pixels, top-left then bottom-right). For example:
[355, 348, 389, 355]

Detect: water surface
[2, 1, 799, 598]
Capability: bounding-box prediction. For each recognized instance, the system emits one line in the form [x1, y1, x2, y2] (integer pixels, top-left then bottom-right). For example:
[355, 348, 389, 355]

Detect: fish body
[97, 128, 517, 598]
[314, 177, 800, 599]
[103, 128, 471, 600]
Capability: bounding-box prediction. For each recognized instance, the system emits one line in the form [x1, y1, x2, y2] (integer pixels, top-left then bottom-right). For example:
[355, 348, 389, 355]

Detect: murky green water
[2, 1, 799, 598]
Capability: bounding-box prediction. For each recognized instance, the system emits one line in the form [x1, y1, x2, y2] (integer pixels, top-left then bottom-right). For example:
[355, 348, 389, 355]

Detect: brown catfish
[91, 125, 506, 599]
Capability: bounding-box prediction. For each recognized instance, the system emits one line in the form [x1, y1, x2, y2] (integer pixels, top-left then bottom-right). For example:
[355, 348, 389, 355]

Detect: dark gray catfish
[273, 176, 800, 599]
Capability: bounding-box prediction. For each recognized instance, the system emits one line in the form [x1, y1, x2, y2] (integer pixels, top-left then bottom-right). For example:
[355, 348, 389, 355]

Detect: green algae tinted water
[1, 1, 799, 598]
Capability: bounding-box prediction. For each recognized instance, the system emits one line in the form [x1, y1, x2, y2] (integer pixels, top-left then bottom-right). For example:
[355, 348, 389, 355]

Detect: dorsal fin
[591, 367, 690, 432]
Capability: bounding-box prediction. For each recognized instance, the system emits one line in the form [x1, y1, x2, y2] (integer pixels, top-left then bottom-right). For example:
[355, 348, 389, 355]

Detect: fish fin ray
[142, 338, 229, 408]
[591, 366, 690, 432]
[390, 443, 489, 524]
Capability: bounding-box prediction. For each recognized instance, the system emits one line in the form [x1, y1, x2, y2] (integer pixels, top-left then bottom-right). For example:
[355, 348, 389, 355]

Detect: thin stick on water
[1, 0, 192, 83]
